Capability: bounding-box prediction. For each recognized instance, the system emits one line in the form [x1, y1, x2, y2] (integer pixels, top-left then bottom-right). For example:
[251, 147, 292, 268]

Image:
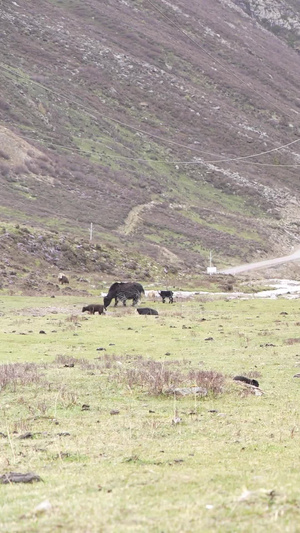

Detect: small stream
[146, 279, 300, 300]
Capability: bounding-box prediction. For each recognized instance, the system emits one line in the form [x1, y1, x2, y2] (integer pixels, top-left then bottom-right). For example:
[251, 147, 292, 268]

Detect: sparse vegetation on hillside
[1, 0, 300, 277]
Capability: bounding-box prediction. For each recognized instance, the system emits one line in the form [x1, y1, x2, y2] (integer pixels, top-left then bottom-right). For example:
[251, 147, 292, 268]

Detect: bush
[0, 363, 42, 391]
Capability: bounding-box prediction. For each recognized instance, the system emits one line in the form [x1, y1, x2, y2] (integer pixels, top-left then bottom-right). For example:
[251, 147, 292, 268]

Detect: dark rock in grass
[0, 432, 7, 438]
[0, 472, 42, 484]
[96, 347, 106, 351]
[39, 330, 46, 334]
[81, 404, 90, 411]
[57, 432, 71, 437]
[110, 410, 120, 415]
[260, 343, 275, 347]
[18, 432, 34, 439]
[205, 337, 214, 341]
[293, 373, 300, 378]
[233, 375, 259, 387]
[64, 363, 75, 368]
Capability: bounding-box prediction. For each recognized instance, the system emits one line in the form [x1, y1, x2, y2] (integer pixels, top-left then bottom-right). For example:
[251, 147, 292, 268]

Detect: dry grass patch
[0, 362, 42, 391]
[53, 354, 226, 396]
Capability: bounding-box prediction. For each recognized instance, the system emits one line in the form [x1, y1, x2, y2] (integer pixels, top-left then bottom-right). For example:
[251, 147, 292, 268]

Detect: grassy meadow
[1, 293, 300, 532]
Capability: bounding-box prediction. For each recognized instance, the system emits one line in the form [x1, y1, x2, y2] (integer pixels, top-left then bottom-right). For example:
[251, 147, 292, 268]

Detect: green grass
[1, 294, 300, 532]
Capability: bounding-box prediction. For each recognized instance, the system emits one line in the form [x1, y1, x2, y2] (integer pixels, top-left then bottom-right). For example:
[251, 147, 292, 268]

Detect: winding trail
[118, 201, 183, 266]
[118, 201, 158, 235]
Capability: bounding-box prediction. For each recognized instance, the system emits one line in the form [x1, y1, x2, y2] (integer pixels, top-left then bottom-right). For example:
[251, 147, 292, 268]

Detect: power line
[0, 62, 220, 159]
[1, 34, 300, 170]
[24, 134, 300, 168]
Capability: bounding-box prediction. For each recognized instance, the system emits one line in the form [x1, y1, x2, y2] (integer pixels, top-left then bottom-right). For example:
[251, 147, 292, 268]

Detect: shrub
[0, 363, 42, 391]
[188, 370, 225, 396]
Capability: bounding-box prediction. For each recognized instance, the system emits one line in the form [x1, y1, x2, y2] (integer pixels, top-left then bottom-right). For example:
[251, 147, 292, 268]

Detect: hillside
[1, 0, 300, 282]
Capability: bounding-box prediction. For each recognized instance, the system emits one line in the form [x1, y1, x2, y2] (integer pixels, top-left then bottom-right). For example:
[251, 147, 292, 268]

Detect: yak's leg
[118, 294, 127, 306]
[132, 295, 139, 306]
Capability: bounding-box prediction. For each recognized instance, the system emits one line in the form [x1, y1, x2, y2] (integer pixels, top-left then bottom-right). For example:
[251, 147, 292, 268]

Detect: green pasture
[1, 294, 300, 532]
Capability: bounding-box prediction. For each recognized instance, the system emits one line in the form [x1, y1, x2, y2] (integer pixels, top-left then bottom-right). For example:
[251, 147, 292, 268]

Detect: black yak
[137, 308, 158, 315]
[233, 376, 259, 388]
[104, 282, 144, 309]
[82, 304, 105, 315]
[159, 290, 174, 303]
[58, 273, 69, 285]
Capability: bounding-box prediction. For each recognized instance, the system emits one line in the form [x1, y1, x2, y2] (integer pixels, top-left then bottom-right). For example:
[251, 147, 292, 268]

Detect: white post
[89, 223, 93, 242]
[207, 251, 217, 275]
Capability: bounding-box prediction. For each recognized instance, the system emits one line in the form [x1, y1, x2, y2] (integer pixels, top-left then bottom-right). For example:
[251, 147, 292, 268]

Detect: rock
[34, 500, 52, 514]
[166, 386, 207, 397]
[18, 432, 34, 439]
[0, 472, 42, 484]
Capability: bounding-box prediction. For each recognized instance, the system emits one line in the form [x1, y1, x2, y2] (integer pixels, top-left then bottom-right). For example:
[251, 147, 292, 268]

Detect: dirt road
[221, 248, 300, 275]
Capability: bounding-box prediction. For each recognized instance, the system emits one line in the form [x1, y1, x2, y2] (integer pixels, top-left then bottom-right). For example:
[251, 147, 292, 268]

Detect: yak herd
[80, 281, 174, 316]
[57, 274, 174, 316]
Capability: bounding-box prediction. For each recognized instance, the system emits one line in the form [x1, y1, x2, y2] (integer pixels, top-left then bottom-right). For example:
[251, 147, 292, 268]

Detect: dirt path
[221, 247, 300, 275]
[118, 201, 158, 235]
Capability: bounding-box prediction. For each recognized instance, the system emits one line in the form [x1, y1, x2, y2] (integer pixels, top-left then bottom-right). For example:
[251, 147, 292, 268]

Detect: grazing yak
[82, 304, 105, 315]
[137, 308, 158, 315]
[104, 282, 145, 309]
[58, 273, 69, 285]
[159, 290, 174, 303]
[233, 375, 259, 388]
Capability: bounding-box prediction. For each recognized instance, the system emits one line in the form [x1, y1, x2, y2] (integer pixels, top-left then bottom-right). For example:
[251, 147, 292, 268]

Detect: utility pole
[207, 251, 217, 275]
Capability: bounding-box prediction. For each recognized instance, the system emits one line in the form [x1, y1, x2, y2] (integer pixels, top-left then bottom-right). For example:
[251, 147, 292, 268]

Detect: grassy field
[1, 293, 300, 532]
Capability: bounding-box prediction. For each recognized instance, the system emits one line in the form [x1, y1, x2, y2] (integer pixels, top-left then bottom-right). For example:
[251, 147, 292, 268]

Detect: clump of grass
[188, 369, 225, 396]
[0, 363, 41, 391]
[285, 338, 300, 345]
[54, 353, 122, 370]
[120, 359, 186, 394]
[53, 355, 225, 396]
[114, 357, 225, 396]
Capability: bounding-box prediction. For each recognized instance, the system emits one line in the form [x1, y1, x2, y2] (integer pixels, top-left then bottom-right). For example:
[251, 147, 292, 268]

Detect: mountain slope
[1, 0, 300, 277]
